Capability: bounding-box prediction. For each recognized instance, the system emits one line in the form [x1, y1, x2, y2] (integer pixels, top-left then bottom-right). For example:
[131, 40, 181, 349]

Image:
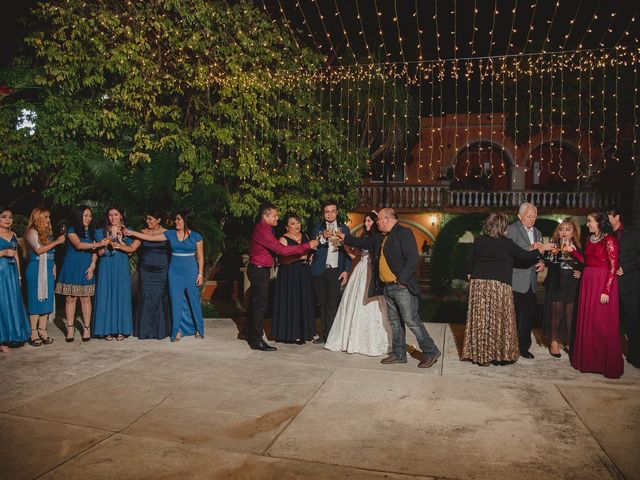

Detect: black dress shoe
[520, 351, 535, 359]
[250, 341, 277, 351]
[549, 351, 561, 358]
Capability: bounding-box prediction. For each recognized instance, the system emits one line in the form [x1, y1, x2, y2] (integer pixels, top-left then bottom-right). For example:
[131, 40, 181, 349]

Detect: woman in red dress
[565, 210, 623, 378]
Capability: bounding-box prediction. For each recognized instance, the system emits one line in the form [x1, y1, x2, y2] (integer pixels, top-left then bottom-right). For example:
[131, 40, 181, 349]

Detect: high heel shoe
[81, 324, 91, 342]
[548, 348, 561, 358]
[28, 329, 43, 347]
[66, 323, 75, 342]
[38, 327, 54, 345]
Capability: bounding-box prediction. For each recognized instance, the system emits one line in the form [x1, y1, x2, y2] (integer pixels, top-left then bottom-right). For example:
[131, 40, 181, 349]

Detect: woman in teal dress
[56, 206, 104, 342]
[24, 207, 66, 346]
[126, 211, 205, 341]
[92, 207, 136, 341]
[0, 207, 30, 352]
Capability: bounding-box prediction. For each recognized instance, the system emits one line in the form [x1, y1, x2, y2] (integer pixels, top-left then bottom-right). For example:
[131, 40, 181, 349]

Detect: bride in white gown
[324, 212, 391, 356]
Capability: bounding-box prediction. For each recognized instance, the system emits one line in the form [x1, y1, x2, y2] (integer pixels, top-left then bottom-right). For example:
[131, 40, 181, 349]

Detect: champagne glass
[560, 238, 571, 261]
[8, 241, 17, 264]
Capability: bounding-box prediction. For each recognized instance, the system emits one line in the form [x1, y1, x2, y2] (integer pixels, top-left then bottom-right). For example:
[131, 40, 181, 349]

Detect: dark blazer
[344, 223, 420, 297]
[309, 221, 351, 277]
[617, 226, 640, 295]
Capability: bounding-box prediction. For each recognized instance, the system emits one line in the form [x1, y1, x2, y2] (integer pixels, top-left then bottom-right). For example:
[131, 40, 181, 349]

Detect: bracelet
[197, 274, 204, 278]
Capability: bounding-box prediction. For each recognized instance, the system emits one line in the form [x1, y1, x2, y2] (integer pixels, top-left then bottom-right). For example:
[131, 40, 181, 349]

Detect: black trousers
[247, 264, 270, 344]
[513, 288, 536, 353]
[312, 267, 341, 340]
[620, 292, 640, 366]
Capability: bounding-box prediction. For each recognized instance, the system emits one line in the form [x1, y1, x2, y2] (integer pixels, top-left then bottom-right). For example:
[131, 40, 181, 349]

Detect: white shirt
[526, 227, 535, 245]
[325, 222, 339, 268]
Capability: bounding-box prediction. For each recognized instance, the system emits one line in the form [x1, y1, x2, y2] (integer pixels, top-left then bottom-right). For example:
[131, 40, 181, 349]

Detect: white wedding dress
[324, 251, 391, 356]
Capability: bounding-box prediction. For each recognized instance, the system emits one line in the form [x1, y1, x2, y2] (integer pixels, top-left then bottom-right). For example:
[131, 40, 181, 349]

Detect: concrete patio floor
[1, 319, 639, 480]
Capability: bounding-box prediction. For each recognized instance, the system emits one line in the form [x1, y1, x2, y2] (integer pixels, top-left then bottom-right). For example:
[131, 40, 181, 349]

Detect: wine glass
[550, 240, 560, 263]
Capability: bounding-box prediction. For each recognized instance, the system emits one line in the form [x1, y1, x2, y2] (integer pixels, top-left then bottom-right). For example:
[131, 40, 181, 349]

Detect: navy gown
[0, 234, 29, 343]
[271, 235, 316, 342]
[165, 230, 204, 340]
[92, 228, 133, 337]
[134, 239, 171, 339]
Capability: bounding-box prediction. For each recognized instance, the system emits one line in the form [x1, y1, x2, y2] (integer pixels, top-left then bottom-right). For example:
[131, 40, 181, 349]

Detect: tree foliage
[0, 0, 367, 236]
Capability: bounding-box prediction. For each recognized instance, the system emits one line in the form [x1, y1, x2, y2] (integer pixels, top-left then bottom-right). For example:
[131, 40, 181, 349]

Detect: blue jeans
[384, 284, 439, 360]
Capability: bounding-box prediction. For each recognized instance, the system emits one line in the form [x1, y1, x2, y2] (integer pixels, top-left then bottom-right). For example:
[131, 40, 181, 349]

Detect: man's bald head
[377, 208, 398, 233]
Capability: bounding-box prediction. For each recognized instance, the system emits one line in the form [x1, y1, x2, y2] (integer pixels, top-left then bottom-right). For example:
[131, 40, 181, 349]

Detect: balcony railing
[356, 185, 620, 210]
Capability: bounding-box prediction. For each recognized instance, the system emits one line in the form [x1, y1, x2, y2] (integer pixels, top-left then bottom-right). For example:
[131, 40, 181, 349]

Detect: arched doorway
[525, 141, 580, 190]
[452, 141, 513, 190]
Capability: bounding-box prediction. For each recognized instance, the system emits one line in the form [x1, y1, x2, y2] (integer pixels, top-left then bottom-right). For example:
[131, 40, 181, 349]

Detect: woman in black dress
[543, 217, 581, 357]
[131, 211, 171, 340]
[271, 213, 316, 344]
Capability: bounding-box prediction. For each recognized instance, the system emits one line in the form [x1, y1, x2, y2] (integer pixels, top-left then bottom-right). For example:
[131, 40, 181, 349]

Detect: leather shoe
[418, 352, 441, 368]
[250, 341, 277, 351]
[549, 349, 561, 358]
[312, 337, 325, 345]
[380, 354, 407, 364]
[520, 351, 535, 359]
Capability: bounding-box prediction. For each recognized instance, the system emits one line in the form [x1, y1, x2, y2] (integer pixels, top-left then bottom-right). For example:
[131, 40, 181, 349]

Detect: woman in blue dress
[24, 207, 66, 346]
[130, 211, 171, 340]
[126, 211, 205, 341]
[93, 207, 136, 341]
[0, 206, 30, 352]
[56, 206, 104, 342]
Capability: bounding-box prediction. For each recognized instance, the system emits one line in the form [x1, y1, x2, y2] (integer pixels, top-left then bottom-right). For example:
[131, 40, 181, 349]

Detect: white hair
[518, 202, 537, 215]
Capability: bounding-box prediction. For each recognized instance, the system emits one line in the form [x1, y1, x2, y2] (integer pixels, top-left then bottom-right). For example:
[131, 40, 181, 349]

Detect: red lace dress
[570, 234, 623, 378]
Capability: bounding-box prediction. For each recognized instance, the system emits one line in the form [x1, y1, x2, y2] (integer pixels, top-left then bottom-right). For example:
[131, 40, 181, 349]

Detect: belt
[172, 253, 195, 257]
[325, 265, 338, 269]
[34, 255, 55, 260]
[249, 264, 271, 269]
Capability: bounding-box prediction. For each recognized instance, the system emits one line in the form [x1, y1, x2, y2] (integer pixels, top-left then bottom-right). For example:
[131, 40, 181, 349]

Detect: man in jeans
[337, 208, 440, 368]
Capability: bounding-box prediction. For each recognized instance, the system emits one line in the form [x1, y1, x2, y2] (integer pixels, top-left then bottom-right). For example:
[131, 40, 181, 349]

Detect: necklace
[589, 233, 604, 243]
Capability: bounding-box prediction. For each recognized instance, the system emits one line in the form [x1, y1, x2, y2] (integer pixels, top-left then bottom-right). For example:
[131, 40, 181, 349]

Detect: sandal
[116, 334, 125, 341]
[105, 335, 114, 341]
[82, 324, 91, 343]
[66, 323, 75, 343]
[28, 329, 43, 347]
[38, 328, 54, 345]
[0, 345, 11, 353]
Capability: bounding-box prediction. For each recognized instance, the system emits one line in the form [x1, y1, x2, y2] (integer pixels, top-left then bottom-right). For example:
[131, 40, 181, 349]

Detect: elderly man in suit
[507, 202, 544, 359]
[337, 208, 440, 368]
[310, 200, 351, 344]
[608, 206, 640, 368]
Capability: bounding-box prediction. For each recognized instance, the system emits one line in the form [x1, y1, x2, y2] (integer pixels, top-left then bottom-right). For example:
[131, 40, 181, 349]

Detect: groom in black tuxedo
[608, 207, 640, 368]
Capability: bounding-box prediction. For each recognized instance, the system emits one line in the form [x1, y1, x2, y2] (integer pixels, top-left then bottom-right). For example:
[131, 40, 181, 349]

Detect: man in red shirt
[246, 203, 318, 351]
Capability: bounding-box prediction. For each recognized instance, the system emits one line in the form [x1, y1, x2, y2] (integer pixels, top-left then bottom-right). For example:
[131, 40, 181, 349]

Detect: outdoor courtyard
[1, 318, 638, 480]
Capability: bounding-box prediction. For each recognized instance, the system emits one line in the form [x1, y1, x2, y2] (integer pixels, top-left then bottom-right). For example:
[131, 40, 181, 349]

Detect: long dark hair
[103, 206, 125, 232]
[587, 210, 613, 236]
[362, 211, 379, 237]
[174, 210, 191, 235]
[72, 205, 96, 241]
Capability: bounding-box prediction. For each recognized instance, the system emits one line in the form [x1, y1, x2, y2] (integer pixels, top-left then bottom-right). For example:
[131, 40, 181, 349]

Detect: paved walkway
[1, 319, 638, 479]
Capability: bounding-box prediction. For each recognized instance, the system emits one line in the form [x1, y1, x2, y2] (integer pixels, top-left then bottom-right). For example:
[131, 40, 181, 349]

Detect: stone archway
[525, 140, 580, 190]
[451, 141, 515, 190]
